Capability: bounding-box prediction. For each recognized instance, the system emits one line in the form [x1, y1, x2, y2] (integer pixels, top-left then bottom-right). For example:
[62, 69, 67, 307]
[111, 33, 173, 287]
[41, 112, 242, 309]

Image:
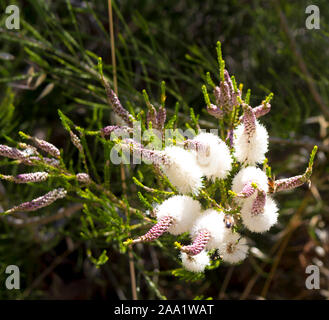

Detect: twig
[218, 266, 234, 299]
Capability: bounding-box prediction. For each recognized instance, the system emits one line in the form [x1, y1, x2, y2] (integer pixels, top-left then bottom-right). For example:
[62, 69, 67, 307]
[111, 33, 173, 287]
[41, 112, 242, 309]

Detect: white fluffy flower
[231, 166, 268, 203]
[155, 195, 202, 235]
[181, 250, 210, 273]
[190, 209, 228, 250]
[233, 120, 268, 165]
[192, 132, 232, 180]
[218, 232, 248, 264]
[240, 196, 279, 233]
[162, 146, 203, 195]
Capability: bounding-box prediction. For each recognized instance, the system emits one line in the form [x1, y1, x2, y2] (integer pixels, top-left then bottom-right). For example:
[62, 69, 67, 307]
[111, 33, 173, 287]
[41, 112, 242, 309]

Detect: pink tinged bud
[33, 138, 60, 159]
[69, 131, 83, 152]
[221, 82, 233, 113]
[224, 70, 234, 94]
[231, 89, 241, 106]
[24, 156, 60, 167]
[251, 190, 266, 215]
[213, 70, 238, 113]
[236, 181, 256, 199]
[156, 106, 167, 130]
[103, 79, 134, 127]
[180, 229, 211, 256]
[76, 173, 92, 184]
[273, 168, 311, 193]
[0, 144, 27, 160]
[13, 172, 49, 184]
[242, 104, 256, 140]
[207, 103, 224, 119]
[5, 188, 67, 214]
[101, 125, 117, 137]
[133, 216, 174, 243]
[253, 102, 271, 119]
[214, 86, 222, 105]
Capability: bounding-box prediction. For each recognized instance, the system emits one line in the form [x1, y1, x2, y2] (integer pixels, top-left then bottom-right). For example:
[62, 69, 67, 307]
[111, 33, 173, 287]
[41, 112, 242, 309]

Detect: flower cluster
[0, 43, 317, 277]
[121, 43, 317, 273]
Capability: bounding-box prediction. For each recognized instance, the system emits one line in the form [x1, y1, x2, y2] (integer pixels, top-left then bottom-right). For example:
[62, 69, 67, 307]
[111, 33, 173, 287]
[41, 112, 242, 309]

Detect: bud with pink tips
[129, 196, 202, 244]
[189, 209, 228, 251]
[233, 103, 269, 165]
[3, 188, 67, 214]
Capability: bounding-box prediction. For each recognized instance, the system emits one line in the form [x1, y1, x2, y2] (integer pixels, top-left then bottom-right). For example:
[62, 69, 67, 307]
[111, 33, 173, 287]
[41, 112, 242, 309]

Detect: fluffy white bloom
[162, 146, 203, 195]
[190, 209, 228, 250]
[240, 196, 279, 233]
[218, 232, 248, 264]
[231, 166, 268, 203]
[181, 250, 210, 273]
[192, 132, 232, 180]
[155, 195, 202, 235]
[233, 121, 268, 165]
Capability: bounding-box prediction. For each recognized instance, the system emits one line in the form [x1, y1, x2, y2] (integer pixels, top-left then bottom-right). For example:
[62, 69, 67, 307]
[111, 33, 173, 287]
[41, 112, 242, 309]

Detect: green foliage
[172, 268, 205, 282]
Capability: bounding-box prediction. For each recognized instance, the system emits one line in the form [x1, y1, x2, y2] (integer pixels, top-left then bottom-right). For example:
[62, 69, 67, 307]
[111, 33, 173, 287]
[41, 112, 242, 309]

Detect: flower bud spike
[273, 168, 312, 193]
[252, 101, 271, 119]
[180, 229, 211, 256]
[69, 131, 83, 152]
[0, 144, 27, 160]
[207, 103, 224, 119]
[251, 189, 267, 215]
[4, 188, 67, 214]
[235, 181, 257, 199]
[132, 215, 174, 244]
[98, 57, 134, 127]
[242, 103, 256, 139]
[76, 173, 92, 184]
[100, 125, 133, 138]
[273, 147, 317, 193]
[19, 132, 60, 159]
[0, 172, 49, 184]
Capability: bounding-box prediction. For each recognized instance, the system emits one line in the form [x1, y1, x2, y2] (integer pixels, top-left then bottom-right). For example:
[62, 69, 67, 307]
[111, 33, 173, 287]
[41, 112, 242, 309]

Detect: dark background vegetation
[0, 0, 328, 299]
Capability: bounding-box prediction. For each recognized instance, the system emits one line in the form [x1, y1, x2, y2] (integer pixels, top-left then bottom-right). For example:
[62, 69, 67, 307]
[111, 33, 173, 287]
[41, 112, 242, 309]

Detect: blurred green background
[0, 0, 328, 299]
